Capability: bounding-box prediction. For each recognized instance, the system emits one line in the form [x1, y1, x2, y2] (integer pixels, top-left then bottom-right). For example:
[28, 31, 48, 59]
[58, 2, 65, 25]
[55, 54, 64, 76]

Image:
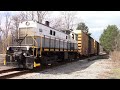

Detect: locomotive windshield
[19, 27, 34, 37]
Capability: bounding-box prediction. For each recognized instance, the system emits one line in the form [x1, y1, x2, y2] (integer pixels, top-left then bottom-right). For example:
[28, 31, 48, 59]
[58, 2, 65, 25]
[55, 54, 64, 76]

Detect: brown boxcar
[96, 41, 99, 55]
[94, 40, 97, 55]
[88, 36, 94, 55]
[73, 30, 100, 56]
[91, 37, 95, 55]
[74, 30, 89, 56]
[93, 40, 100, 55]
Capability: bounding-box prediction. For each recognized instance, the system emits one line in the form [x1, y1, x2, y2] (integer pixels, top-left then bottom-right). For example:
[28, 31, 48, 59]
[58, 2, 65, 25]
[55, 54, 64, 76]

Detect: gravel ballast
[10, 56, 112, 79]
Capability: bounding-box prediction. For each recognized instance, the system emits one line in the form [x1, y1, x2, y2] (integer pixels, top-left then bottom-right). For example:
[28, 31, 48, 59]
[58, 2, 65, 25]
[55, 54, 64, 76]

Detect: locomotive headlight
[26, 46, 30, 50]
[23, 53, 27, 56]
[7, 47, 9, 50]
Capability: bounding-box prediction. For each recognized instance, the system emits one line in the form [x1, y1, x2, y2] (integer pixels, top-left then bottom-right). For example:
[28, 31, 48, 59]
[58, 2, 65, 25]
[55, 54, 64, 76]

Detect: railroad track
[0, 65, 62, 79]
[0, 68, 30, 79]
[32, 55, 99, 72]
[0, 54, 107, 79]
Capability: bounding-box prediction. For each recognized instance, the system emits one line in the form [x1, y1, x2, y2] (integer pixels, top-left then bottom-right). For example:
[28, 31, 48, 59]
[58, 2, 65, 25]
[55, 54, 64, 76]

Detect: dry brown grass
[110, 51, 120, 68]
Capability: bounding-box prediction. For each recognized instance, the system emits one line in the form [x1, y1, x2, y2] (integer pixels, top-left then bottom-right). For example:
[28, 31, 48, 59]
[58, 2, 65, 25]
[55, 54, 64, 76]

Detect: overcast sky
[48, 11, 120, 42]
[76, 11, 120, 42]
[1, 11, 120, 42]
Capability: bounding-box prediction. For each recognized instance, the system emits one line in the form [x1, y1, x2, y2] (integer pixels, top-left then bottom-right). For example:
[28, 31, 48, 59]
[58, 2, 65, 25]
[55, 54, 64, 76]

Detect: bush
[110, 51, 120, 62]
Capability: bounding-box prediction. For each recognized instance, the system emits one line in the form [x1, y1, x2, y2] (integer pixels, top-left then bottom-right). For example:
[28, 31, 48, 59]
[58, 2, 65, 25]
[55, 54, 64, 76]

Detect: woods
[99, 25, 119, 53]
[99, 25, 120, 64]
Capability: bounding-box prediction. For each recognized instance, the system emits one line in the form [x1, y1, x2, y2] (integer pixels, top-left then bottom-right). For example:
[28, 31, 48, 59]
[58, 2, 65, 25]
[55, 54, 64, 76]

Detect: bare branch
[4, 12, 11, 38]
[50, 16, 65, 30]
[61, 11, 77, 30]
[19, 11, 27, 21]
[37, 11, 49, 23]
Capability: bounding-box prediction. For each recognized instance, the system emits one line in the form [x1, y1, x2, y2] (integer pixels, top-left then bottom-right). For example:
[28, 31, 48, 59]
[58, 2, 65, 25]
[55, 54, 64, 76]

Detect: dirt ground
[10, 55, 115, 79]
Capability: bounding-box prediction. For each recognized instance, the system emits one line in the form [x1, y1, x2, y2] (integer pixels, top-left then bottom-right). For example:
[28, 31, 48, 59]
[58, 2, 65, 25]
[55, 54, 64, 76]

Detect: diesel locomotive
[4, 20, 99, 69]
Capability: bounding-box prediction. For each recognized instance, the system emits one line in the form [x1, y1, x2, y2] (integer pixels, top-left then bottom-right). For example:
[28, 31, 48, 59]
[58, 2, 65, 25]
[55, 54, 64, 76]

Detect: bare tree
[0, 11, 27, 54]
[37, 11, 49, 23]
[61, 11, 77, 30]
[23, 11, 34, 20]
[0, 16, 2, 53]
[0, 14, 2, 36]
[28, 11, 34, 20]
[10, 11, 48, 39]
[50, 17, 65, 30]
[4, 12, 11, 39]
[19, 11, 28, 21]
[11, 14, 21, 39]
[10, 12, 28, 39]
[17, 11, 49, 22]
[0, 12, 12, 53]
[114, 31, 120, 51]
[50, 11, 78, 30]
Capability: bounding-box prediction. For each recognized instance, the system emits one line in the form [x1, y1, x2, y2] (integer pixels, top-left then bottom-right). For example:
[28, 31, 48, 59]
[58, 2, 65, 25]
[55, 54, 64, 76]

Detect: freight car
[89, 36, 95, 55]
[4, 20, 99, 69]
[73, 30, 89, 56]
[73, 30, 99, 56]
[94, 40, 99, 55]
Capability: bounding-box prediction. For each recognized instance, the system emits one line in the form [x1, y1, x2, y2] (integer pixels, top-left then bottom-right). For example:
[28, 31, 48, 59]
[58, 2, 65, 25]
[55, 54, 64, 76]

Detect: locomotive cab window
[53, 31, 55, 36]
[76, 34, 78, 41]
[50, 30, 52, 35]
[72, 34, 74, 39]
[28, 47, 33, 55]
[66, 36, 67, 39]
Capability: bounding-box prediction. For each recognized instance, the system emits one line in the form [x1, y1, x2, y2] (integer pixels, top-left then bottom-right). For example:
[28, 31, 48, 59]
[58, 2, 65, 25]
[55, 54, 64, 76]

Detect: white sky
[1, 11, 120, 42]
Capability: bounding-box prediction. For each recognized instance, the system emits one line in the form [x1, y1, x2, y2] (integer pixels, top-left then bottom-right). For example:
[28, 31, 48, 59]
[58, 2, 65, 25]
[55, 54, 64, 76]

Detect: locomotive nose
[14, 52, 25, 60]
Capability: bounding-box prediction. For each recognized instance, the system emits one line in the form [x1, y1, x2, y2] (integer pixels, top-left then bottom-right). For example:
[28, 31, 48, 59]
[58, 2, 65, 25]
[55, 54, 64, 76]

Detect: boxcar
[74, 30, 89, 56]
